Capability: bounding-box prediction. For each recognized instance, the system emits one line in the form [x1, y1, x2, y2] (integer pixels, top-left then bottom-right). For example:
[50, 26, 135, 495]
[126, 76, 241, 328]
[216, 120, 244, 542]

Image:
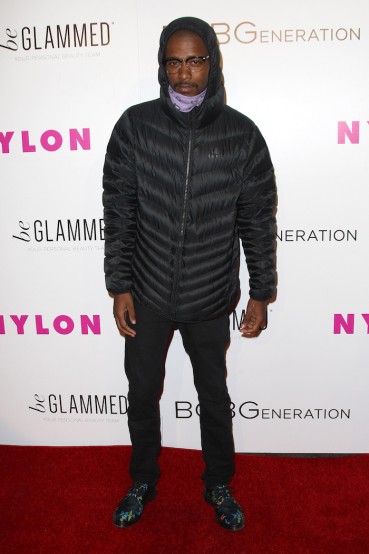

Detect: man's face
[164, 31, 209, 97]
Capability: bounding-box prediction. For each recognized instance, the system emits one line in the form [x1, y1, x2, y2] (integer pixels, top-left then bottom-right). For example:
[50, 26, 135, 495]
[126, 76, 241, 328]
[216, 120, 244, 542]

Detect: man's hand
[113, 292, 136, 337]
[240, 299, 268, 338]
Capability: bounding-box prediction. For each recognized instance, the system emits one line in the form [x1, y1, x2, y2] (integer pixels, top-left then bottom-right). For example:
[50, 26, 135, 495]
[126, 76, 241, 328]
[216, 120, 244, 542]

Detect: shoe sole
[204, 493, 245, 531]
[113, 487, 157, 528]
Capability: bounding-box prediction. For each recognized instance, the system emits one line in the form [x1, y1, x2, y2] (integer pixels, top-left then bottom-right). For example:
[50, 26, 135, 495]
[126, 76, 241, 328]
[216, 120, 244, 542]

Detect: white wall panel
[1, 0, 368, 452]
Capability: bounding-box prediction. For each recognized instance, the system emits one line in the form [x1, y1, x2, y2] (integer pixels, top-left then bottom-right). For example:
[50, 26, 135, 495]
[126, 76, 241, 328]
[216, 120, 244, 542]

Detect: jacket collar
[160, 84, 225, 128]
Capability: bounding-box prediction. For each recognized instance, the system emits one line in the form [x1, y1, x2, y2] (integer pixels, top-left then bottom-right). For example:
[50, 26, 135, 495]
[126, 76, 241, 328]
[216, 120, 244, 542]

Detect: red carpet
[0, 446, 368, 554]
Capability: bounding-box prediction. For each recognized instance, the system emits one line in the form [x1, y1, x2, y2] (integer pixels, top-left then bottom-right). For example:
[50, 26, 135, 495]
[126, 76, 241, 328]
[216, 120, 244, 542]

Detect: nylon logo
[0, 128, 91, 154]
[337, 121, 369, 144]
[0, 314, 101, 335]
[333, 314, 369, 334]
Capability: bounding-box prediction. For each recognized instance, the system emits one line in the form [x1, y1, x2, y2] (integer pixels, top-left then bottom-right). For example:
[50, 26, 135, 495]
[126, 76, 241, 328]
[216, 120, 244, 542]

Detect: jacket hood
[158, 17, 223, 100]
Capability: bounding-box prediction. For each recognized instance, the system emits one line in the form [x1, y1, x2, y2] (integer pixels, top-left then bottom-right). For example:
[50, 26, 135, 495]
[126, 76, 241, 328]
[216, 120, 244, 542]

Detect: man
[103, 17, 276, 532]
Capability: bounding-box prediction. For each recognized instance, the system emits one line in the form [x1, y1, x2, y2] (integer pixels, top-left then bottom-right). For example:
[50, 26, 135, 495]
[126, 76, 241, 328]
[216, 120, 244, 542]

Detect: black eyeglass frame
[163, 55, 210, 73]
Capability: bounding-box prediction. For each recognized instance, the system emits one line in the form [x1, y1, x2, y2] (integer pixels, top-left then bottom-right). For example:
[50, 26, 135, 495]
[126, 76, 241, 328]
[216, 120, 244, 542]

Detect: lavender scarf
[168, 85, 207, 112]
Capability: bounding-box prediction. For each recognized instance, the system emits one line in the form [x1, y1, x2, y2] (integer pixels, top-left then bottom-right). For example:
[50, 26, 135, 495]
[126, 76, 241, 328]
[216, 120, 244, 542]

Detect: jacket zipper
[170, 120, 193, 316]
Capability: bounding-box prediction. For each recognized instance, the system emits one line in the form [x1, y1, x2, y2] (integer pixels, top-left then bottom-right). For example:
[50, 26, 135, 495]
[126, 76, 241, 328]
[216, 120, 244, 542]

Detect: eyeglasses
[163, 55, 210, 74]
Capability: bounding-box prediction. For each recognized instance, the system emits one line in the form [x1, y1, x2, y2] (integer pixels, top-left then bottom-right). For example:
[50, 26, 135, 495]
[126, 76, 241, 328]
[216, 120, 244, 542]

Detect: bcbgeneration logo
[209, 22, 360, 45]
[0, 22, 110, 53]
[276, 229, 357, 242]
[0, 314, 101, 335]
[338, 121, 369, 144]
[13, 219, 104, 244]
[175, 401, 350, 420]
[333, 314, 369, 334]
[0, 128, 90, 154]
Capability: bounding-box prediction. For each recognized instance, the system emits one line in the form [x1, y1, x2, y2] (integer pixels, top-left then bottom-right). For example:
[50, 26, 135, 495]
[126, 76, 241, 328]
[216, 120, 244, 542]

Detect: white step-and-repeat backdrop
[1, 0, 368, 452]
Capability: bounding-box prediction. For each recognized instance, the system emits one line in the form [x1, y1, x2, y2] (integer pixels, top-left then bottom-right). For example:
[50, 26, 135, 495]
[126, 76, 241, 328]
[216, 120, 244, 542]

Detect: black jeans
[124, 301, 235, 487]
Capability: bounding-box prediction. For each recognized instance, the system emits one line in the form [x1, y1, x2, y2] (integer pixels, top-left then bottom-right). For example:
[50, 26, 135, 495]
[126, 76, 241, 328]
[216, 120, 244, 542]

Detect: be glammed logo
[0, 22, 110, 52]
[29, 393, 128, 416]
[12, 219, 104, 243]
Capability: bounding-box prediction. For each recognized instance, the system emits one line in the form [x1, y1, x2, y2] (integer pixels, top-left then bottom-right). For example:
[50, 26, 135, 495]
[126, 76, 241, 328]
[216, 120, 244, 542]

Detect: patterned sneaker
[113, 482, 157, 528]
[204, 484, 245, 531]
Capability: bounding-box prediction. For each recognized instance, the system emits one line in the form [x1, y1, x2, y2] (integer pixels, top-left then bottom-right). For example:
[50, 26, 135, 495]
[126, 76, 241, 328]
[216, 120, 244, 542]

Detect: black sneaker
[204, 484, 245, 531]
[113, 482, 157, 528]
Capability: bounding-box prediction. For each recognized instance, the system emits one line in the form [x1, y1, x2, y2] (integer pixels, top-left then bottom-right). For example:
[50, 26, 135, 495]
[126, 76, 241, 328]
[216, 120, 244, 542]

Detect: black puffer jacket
[103, 17, 276, 322]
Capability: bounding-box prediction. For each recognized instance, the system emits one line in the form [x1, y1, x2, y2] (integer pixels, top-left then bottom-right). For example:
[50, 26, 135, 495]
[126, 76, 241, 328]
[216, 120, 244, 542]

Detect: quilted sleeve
[237, 125, 277, 301]
[102, 111, 138, 295]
